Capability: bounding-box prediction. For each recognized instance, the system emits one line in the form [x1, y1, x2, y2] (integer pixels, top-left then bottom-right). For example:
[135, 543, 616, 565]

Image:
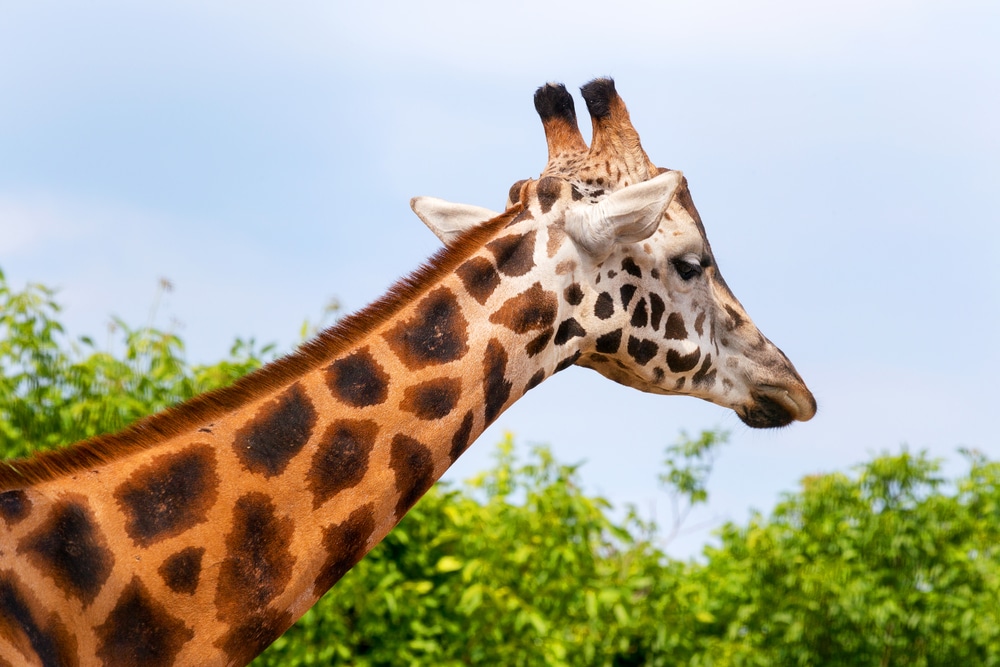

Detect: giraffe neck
[0, 206, 581, 666]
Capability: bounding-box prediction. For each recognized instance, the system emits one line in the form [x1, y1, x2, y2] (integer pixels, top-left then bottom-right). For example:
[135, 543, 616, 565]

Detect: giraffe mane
[0, 206, 522, 491]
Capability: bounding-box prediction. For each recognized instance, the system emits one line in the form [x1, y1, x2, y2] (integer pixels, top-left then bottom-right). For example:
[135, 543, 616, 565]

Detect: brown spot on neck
[95, 577, 193, 667]
[525, 328, 554, 357]
[231, 384, 317, 478]
[114, 443, 219, 547]
[307, 419, 378, 510]
[487, 230, 537, 277]
[215, 492, 295, 623]
[389, 435, 435, 517]
[456, 256, 501, 305]
[449, 411, 476, 463]
[400, 377, 462, 421]
[489, 283, 558, 334]
[17, 496, 114, 607]
[216, 607, 293, 667]
[158, 547, 205, 595]
[483, 338, 513, 424]
[383, 287, 470, 371]
[315, 504, 377, 594]
[326, 347, 390, 408]
[554, 318, 586, 345]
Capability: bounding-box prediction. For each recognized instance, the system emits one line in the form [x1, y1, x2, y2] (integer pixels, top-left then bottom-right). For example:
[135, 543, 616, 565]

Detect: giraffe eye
[672, 255, 704, 281]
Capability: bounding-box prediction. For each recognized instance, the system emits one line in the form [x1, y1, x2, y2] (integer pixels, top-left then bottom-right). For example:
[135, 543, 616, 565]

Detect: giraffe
[0, 78, 815, 666]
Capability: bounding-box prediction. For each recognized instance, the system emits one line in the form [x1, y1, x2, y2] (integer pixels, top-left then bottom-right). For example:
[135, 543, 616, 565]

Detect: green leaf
[435, 555, 463, 573]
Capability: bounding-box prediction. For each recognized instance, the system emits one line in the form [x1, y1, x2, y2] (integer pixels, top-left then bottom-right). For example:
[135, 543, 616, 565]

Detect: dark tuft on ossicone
[580, 77, 617, 118]
[533, 83, 577, 122]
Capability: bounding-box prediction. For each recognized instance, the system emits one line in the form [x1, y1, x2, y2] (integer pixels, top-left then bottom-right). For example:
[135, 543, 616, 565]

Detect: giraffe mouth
[740, 385, 816, 429]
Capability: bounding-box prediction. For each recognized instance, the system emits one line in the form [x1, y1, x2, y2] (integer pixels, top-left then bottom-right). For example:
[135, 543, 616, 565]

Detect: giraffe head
[413, 78, 815, 428]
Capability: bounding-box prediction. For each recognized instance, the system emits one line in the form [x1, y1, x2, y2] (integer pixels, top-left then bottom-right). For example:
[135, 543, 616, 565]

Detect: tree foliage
[0, 268, 272, 457]
[3, 267, 999, 666]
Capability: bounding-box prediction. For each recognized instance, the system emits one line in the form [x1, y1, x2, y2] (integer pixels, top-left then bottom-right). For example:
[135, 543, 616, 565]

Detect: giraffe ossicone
[0, 77, 814, 666]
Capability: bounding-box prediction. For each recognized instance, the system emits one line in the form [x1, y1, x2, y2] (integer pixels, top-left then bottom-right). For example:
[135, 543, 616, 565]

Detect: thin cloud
[0, 194, 98, 256]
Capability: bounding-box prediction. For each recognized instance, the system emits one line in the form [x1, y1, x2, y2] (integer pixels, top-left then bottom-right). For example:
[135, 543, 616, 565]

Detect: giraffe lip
[758, 384, 816, 423]
[736, 384, 814, 429]
[738, 395, 794, 429]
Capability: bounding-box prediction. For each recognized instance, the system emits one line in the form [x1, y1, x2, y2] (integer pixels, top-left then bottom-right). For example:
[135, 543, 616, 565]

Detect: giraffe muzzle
[741, 384, 817, 428]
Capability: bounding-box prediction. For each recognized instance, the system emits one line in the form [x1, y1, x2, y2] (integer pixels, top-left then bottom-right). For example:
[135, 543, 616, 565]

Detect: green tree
[0, 267, 272, 458]
[688, 449, 1000, 666]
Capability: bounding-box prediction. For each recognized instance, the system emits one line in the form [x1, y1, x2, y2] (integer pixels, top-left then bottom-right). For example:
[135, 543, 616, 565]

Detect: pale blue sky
[1, 1, 997, 557]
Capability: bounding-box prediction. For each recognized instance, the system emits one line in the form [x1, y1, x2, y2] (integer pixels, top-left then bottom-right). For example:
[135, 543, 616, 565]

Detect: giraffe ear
[410, 197, 502, 247]
[566, 170, 683, 259]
